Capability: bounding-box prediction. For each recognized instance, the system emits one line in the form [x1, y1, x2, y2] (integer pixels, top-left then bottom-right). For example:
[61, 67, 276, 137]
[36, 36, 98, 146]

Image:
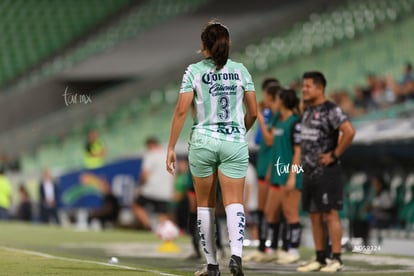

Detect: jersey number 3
[218, 96, 230, 120]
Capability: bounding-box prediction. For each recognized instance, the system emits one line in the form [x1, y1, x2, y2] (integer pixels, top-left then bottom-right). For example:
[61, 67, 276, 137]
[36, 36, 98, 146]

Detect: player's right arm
[167, 66, 195, 175]
[167, 92, 194, 175]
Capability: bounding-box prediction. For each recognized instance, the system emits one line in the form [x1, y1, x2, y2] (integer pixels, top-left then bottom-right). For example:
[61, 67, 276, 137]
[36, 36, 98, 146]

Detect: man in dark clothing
[297, 71, 355, 273]
[39, 169, 60, 224]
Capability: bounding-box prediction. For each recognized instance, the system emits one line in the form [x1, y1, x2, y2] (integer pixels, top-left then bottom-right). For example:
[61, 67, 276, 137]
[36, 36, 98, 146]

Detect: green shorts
[188, 132, 248, 179]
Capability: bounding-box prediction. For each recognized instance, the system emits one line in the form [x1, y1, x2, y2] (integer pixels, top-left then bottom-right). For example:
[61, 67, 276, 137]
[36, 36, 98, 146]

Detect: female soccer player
[166, 21, 257, 276]
[257, 88, 303, 264]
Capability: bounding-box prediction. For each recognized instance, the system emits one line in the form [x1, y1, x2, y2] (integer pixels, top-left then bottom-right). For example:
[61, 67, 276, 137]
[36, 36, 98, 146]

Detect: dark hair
[303, 71, 327, 88]
[201, 21, 230, 70]
[265, 85, 281, 101]
[19, 184, 29, 194]
[279, 88, 300, 111]
[406, 62, 412, 71]
[146, 136, 159, 146]
[373, 174, 388, 189]
[261, 77, 280, 90]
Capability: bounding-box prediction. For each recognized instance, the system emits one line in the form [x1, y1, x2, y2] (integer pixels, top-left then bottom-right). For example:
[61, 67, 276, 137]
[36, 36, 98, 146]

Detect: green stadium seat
[0, 0, 131, 87]
[20, 0, 414, 175]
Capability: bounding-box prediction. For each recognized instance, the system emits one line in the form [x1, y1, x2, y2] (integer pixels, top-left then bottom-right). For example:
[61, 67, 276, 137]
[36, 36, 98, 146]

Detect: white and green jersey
[180, 58, 255, 142]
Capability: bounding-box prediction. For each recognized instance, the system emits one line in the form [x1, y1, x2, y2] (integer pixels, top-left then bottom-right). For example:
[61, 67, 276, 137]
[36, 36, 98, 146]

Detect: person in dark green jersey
[244, 82, 281, 263]
[257, 88, 303, 264]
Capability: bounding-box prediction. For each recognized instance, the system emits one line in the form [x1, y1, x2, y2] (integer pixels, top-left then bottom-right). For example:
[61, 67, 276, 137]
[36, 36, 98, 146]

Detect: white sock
[197, 207, 217, 265]
[225, 203, 245, 257]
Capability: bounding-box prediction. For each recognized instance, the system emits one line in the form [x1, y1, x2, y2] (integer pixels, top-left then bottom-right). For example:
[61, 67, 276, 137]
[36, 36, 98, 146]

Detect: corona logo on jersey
[201, 72, 240, 85]
[208, 83, 238, 96]
[201, 72, 240, 97]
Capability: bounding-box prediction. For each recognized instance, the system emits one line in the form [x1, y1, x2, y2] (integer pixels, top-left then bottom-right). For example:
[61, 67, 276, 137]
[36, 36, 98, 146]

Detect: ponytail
[279, 89, 300, 112]
[201, 21, 230, 70]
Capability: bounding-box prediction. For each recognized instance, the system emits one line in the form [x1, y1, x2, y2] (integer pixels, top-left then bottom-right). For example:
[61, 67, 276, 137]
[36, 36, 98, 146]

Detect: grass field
[1, 222, 414, 275]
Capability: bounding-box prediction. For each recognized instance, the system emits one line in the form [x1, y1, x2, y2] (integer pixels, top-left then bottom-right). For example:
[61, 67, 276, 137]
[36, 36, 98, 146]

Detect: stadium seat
[20, 0, 414, 175]
[0, 0, 131, 87]
[7, 0, 209, 91]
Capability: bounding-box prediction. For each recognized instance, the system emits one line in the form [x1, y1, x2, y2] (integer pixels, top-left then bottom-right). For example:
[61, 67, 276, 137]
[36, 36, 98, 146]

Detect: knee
[323, 210, 339, 223]
[264, 209, 279, 224]
[196, 198, 215, 208]
[284, 210, 299, 224]
[264, 209, 272, 223]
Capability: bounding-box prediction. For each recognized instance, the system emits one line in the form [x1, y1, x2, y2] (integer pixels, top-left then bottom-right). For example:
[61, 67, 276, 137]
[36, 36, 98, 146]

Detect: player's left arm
[320, 120, 355, 166]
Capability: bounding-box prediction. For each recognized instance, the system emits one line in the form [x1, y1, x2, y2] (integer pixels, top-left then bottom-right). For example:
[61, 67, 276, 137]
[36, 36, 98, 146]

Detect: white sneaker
[296, 260, 324, 272]
[242, 250, 267, 262]
[260, 250, 278, 262]
[320, 259, 343, 272]
[276, 251, 300, 264]
[194, 265, 207, 276]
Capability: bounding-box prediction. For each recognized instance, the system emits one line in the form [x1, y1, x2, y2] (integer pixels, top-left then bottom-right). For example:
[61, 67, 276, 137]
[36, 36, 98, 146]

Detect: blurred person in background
[353, 86, 369, 115]
[88, 180, 120, 229]
[289, 78, 302, 92]
[297, 71, 355, 273]
[186, 170, 202, 260]
[351, 180, 372, 246]
[16, 184, 32, 222]
[376, 78, 396, 108]
[84, 129, 107, 169]
[244, 82, 281, 263]
[172, 158, 190, 233]
[166, 20, 257, 276]
[330, 90, 358, 118]
[254, 78, 280, 146]
[368, 175, 394, 245]
[367, 76, 396, 108]
[391, 62, 414, 103]
[257, 88, 303, 264]
[400, 62, 413, 86]
[361, 73, 380, 111]
[39, 168, 60, 224]
[132, 137, 174, 231]
[0, 164, 12, 220]
[244, 162, 259, 241]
